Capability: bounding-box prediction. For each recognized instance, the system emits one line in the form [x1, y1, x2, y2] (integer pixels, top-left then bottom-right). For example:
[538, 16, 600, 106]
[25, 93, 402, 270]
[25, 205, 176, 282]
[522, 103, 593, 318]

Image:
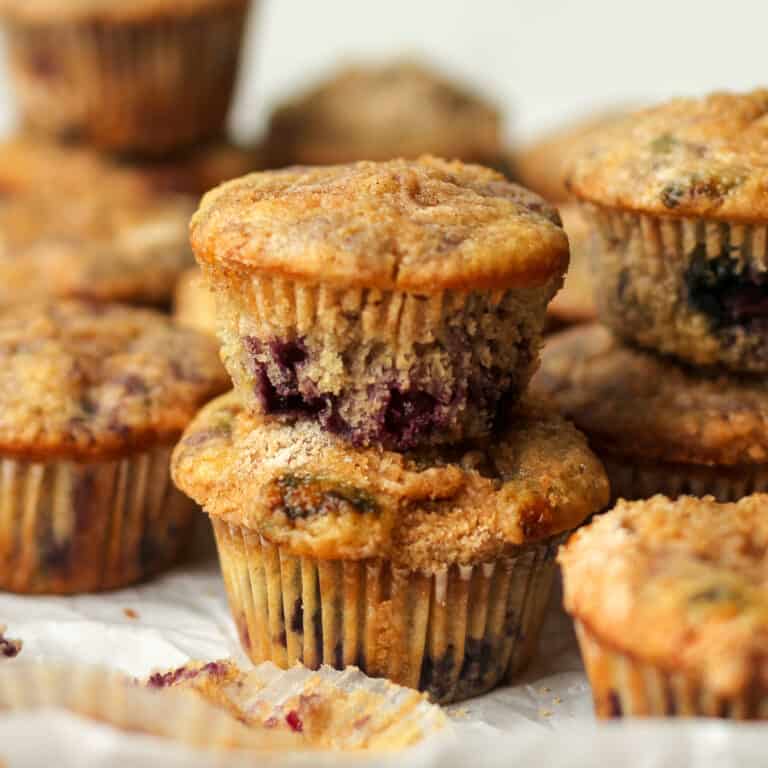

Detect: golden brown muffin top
[266, 60, 501, 166]
[533, 324, 768, 466]
[546, 204, 596, 326]
[0, 0, 248, 23]
[191, 158, 569, 292]
[0, 301, 228, 461]
[567, 90, 768, 221]
[0, 139, 194, 306]
[560, 494, 768, 697]
[172, 392, 609, 570]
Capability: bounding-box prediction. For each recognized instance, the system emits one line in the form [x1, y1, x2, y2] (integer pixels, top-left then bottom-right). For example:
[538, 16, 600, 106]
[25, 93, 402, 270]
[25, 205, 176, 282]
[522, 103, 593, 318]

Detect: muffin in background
[561, 494, 768, 719]
[512, 109, 626, 202]
[266, 60, 502, 168]
[568, 90, 768, 373]
[125, 141, 264, 198]
[174, 268, 218, 336]
[0, 139, 195, 308]
[190, 157, 569, 451]
[172, 392, 609, 703]
[547, 203, 597, 329]
[0, 0, 253, 155]
[533, 324, 768, 501]
[0, 301, 229, 594]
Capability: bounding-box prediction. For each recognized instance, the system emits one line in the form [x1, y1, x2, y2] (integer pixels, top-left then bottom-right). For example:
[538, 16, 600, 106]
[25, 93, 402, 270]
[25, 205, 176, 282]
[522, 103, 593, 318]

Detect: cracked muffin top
[191, 157, 569, 292]
[0, 301, 229, 460]
[266, 60, 501, 166]
[533, 324, 768, 466]
[0, 139, 194, 306]
[172, 391, 609, 570]
[0, 0, 248, 23]
[560, 494, 768, 697]
[567, 90, 768, 221]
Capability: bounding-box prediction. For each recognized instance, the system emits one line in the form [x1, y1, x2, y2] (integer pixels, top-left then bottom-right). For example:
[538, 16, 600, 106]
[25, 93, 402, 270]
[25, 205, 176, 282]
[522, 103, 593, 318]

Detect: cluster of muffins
[171, 156, 609, 703]
[0, 0, 263, 592]
[531, 89, 768, 721]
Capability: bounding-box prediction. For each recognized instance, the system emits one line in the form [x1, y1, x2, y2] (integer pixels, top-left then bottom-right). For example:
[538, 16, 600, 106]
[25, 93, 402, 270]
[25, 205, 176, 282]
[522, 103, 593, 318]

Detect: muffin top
[172, 391, 609, 570]
[266, 60, 501, 166]
[0, 0, 247, 23]
[560, 494, 768, 697]
[0, 140, 194, 306]
[567, 90, 768, 221]
[191, 158, 569, 292]
[0, 301, 228, 460]
[533, 324, 768, 466]
[546, 204, 596, 326]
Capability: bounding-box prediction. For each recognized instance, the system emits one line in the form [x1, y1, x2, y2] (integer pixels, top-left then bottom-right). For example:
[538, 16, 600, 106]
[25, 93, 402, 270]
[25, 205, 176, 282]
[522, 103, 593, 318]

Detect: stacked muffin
[171, 157, 609, 703]
[534, 90, 768, 502]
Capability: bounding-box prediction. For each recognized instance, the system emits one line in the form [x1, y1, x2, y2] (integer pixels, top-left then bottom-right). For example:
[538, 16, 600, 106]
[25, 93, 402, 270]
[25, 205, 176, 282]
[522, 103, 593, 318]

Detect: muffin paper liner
[206, 269, 554, 446]
[0, 660, 447, 753]
[5, 3, 250, 154]
[583, 205, 768, 371]
[603, 455, 768, 503]
[213, 518, 563, 704]
[0, 446, 195, 594]
[575, 621, 768, 719]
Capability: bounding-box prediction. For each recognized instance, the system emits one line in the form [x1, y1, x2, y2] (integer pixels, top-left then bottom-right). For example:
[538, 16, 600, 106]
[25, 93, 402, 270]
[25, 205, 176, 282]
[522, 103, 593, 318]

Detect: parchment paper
[0, 539, 765, 767]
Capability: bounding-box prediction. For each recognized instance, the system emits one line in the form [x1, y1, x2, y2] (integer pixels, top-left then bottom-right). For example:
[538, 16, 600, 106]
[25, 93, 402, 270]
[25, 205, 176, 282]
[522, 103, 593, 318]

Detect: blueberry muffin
[547, 204, 597, 329]
[533, 324, 768, 501]
[174, 268, 218, 336]
[561, 494, 768, 719]
[266, 60, 502, 168]
[191, 157, 569, 450]
[568, 90, 768, 373]
[172, 392, 609, 703]
[0, 139, 194, 307]
[0, 0, 252, 155]
[0, 300, 228, 594]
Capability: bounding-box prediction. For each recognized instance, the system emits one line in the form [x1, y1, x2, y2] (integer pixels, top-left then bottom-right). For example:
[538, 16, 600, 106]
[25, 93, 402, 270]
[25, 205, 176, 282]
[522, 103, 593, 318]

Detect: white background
[229, 0, 766, 145]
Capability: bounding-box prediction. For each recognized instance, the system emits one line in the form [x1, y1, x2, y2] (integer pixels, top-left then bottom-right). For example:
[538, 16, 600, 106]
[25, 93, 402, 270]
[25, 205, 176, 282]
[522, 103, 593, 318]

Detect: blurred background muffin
[265, 59, 503, 168]
[0, 0, 255, 155]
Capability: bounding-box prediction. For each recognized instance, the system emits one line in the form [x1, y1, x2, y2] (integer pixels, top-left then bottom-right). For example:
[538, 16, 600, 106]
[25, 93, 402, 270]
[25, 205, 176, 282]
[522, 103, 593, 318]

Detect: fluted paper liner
[575, 621, 768, 719]
[0, 660, 447, 753]
[603, 456, 768, 503]
[213, 518, 563, 704]
[583, 204, 768, 371]
[0, 446, 195, 594]
[5, 4, 250, 154]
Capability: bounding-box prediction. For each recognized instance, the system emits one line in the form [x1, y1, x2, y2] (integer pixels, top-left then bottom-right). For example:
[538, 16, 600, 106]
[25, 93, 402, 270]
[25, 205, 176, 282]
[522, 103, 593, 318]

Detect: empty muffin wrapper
[0, 659, 448, 754]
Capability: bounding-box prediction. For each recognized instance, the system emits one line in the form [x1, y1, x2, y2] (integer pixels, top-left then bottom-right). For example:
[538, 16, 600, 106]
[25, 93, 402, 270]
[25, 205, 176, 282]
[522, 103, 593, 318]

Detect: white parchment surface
[0, 538, 765, 767]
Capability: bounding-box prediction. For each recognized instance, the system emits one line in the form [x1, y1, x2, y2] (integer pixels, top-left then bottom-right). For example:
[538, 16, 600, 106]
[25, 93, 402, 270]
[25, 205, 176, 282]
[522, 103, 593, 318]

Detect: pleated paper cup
[575, 621, 768, 719]
[603, 455, 768, 503]
[0, 660, 448, 753]
[0, 445, 195, 594]
[4, 2, 252, 154]
[213, 518, 564, 704]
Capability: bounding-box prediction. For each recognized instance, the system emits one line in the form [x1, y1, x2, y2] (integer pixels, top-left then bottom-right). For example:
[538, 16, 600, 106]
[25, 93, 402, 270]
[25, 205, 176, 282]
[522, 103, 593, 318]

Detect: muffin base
[575, 621, 768, 719]
[5, 4, 249, 154]
[0, 446, 195, 594]
[585, 205, 768, 373]
[209, 271, 558, 450]
[603, 455, 768, 503]
[213, 519, 562, 704]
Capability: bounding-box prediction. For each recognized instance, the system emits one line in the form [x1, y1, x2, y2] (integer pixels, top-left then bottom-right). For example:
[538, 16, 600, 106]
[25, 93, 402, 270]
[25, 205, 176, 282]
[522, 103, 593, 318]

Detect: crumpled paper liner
[0, 659, 447, 753]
